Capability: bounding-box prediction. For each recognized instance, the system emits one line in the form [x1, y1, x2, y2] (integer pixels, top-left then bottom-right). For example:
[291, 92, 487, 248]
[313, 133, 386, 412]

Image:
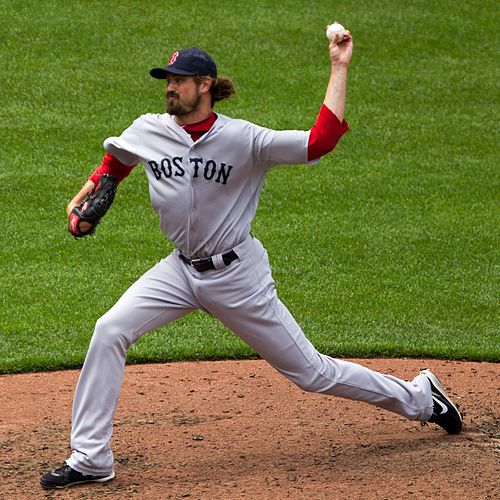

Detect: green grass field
[0, 1, 498, 373]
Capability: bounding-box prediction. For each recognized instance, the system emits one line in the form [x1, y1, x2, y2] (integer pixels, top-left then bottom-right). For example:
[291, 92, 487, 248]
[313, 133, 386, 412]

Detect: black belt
[178, 250, 239, 272]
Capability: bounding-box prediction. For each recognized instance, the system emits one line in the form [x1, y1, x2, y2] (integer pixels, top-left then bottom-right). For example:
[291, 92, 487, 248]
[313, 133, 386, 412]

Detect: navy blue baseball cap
[150, 48, 217, 79]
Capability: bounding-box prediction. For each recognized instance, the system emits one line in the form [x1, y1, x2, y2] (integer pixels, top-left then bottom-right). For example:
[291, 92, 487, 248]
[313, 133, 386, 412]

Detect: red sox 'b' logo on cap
[168, 51, 179, 65]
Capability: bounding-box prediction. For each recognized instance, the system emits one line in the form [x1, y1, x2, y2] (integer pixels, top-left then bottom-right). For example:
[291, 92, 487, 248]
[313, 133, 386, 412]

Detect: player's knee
[294, 377, 327, 393]
[288, 370, 330, 394]
[93, 314, 132, 349]
[288, 359, 337, 394]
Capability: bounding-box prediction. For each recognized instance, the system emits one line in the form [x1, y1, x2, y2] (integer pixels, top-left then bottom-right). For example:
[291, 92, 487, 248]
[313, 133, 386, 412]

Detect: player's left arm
[323, 29, 353, 123]
[307, 29, 353, 162]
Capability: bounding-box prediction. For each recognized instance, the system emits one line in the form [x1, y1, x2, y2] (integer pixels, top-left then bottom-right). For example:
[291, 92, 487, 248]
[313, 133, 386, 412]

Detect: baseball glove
[68, 174, 118, 238]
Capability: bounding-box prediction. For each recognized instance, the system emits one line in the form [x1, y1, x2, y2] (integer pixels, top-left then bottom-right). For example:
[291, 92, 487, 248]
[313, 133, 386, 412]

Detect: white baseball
[326, 22, 346, 43]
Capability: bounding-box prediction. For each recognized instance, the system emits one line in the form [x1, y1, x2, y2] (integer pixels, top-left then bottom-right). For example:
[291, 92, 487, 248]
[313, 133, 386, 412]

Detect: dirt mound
[0, 358, 498, 499]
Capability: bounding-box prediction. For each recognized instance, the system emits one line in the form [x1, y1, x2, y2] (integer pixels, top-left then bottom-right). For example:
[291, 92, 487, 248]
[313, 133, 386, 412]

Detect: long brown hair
[195, 76, 236, 107]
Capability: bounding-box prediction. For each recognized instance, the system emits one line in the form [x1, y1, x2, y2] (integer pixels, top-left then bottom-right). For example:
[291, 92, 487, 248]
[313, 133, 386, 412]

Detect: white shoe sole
[41, 470, 115, 489]
[421, 369, 462, 423]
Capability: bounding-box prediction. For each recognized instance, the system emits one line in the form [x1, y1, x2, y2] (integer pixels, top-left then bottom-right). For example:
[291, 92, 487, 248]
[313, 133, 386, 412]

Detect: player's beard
[167, 90, 202, 116]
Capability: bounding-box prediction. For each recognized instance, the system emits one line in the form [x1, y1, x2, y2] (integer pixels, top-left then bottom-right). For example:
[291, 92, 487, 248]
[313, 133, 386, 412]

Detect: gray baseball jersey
[104, 113, 313, 257]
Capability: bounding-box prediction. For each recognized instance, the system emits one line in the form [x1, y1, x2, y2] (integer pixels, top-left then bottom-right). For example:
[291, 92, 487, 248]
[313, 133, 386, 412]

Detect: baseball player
[41, 27, 462, 489]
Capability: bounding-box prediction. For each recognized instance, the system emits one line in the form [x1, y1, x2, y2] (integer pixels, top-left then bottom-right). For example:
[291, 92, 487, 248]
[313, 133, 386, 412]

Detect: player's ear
[199, 76, 214, 94]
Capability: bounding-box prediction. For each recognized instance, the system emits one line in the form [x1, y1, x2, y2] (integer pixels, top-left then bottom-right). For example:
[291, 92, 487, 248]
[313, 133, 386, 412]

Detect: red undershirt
[88, 105, 348, 184]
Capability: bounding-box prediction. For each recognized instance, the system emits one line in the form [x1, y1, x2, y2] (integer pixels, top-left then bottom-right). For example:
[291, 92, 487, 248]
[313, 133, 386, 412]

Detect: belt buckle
[190, 258, 204, 267]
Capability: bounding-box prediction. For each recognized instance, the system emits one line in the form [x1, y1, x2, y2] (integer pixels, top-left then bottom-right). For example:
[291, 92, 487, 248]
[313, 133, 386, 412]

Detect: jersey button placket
[187, 148, 198, 253]
[190, 198, 197, 233]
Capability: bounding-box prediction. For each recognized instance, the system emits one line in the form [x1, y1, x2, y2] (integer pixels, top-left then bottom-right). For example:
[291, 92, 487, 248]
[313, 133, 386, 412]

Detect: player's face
[166, 76, 203, 116]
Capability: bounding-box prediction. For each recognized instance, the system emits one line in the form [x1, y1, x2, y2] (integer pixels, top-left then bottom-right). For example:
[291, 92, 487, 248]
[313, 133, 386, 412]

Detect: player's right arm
[66, 180, 95, 217]
[66, 116, 144, 235]
[66, 154, 135, 216]
[65, 156, 135, 244]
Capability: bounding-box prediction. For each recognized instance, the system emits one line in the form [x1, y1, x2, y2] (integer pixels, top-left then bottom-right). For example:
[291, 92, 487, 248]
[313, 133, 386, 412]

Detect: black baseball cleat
[421, 369, 463, 434]
[40, 464, 115, 489]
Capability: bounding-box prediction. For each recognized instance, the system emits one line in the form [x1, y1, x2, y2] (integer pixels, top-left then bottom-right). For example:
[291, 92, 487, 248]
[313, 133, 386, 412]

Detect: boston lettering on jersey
[148, 156, 233, 185]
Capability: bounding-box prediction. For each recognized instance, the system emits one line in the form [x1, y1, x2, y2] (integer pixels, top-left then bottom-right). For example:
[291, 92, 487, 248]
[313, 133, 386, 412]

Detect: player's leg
[64, 254, 200, 478]
[200, 237, 433, 422]
[225, 297, 432, 420]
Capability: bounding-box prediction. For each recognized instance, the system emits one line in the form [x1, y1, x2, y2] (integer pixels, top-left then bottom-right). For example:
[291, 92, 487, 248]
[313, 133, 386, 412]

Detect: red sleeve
[307, 104, 349, 161]
[88, 153, 135, 184]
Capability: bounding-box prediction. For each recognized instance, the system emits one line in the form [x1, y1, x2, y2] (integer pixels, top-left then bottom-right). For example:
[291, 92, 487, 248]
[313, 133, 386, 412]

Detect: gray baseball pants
[67, 235, 433, 475]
